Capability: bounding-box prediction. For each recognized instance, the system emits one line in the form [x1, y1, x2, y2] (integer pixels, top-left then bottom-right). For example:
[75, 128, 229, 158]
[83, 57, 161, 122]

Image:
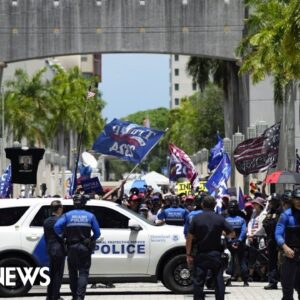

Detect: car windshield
[117, 204, 157, 226]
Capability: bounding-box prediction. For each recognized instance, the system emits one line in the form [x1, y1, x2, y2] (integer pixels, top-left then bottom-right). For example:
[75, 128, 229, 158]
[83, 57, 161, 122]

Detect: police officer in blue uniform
[275, 187, 300, 300]
[55, 195, 100, 300]
[225, 200, 249, 286]
[156, 195, 189, 226]
[183, 194, 204, 237]
[43, 200, 65, 300]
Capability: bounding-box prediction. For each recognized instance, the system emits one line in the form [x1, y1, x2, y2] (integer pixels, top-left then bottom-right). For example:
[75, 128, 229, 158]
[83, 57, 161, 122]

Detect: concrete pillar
[200, 148, 209, 178]
[60, 155, 67, 197]
[54, 153, 60, 196]
[44, 150, 52, 196]
[233, 132, 245, 190]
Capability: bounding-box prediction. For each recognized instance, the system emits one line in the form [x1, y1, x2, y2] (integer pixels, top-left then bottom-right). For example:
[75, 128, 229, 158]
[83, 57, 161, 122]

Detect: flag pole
[71, 88, 95, 195]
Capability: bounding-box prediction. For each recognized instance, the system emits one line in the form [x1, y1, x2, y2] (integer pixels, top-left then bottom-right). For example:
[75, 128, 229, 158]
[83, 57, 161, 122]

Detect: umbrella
[141, 171, 169, 185]
[265, 170, 300, 184]
[124, 179, 161, 195]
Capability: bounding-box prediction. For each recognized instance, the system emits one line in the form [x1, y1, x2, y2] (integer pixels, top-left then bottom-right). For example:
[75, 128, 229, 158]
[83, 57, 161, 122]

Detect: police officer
[186, 196, 234, 300]
[225, 200, 249, 286]
[263, 193, 282, 289]
[43, 200, 65, 300]
[275, 187, 300, 300]
[183, 194, 204, 238]
[54, 194, 100, 300]
[156, 195, 189, 226]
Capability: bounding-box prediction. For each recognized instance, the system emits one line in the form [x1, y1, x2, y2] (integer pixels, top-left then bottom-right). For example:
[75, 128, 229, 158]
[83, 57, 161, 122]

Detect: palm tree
[46, 65, 105, 164]
[4, 68, 51, 146]
[236, 0, 300, 171]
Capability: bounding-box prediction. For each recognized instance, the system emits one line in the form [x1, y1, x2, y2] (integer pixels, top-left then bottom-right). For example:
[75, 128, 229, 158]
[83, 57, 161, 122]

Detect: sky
[99, 54, 170, 122]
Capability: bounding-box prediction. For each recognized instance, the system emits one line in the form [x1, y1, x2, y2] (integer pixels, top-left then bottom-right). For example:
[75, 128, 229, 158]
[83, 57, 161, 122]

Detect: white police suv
[0, 198, 194, 297]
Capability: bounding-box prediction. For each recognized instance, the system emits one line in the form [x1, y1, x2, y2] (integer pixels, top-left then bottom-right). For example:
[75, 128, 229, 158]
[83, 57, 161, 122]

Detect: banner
[234, 122, 281, 175]
[93, 119, 165, 163]
[176, 181, 191, 195]
[80, 177, 103, 195]
[169, 144, 198, 188]
[208, 134, 224, 172]
[205, 153, 231, 195]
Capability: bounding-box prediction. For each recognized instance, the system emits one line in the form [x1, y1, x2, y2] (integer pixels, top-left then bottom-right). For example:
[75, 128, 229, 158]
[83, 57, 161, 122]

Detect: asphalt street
[7, 282, 283, 300]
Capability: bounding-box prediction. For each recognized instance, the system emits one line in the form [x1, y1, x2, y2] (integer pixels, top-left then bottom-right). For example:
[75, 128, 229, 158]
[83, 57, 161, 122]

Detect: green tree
[168, 84, 224, 154]
[236, 0, 300, 171]
[4, 68, 51, 146]
[47, 66, 105, 155]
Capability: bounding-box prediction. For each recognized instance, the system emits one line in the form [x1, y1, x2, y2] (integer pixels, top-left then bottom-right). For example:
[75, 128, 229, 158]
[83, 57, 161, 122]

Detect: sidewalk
[26, 282, 283, 300]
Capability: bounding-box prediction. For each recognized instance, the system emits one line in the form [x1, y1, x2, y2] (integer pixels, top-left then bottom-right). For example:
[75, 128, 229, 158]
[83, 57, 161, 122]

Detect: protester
[275, 187, 300, 300]
[186, 195, 234, 300]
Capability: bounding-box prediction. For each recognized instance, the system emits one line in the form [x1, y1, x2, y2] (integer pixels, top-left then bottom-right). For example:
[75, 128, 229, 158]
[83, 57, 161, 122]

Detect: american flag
[234, 122, 281, 175]
[87, 90, 96, 99]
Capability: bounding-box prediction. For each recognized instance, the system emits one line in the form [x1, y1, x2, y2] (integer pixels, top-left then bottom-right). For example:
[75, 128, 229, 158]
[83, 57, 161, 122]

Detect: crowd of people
[105, 183, 299, 300]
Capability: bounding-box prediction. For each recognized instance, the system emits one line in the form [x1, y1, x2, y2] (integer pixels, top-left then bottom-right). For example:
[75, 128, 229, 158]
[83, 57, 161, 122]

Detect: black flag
[234, 122, 281, 175]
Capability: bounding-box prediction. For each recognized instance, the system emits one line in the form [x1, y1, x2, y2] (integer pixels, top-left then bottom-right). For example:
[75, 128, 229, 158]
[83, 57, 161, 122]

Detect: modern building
[169, 54, 198, 109]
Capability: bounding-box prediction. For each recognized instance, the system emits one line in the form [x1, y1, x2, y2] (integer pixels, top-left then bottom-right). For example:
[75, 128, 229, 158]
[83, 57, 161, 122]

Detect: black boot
[264, 283, 278, 290]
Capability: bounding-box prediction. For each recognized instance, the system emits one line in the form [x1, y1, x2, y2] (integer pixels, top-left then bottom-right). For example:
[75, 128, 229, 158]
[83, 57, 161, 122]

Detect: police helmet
[170, 195, 179, 207]
[281, 189, 292, 201]
[73, 194, 90, 209]
[292, 187, 300, 199]
[270, 193, 281, 202]
[194, 192, 207, 207]
[228, 200, 239, 216]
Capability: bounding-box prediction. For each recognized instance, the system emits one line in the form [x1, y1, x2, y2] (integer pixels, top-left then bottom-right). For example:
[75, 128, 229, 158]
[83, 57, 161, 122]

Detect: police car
[0, 198, 194, 297]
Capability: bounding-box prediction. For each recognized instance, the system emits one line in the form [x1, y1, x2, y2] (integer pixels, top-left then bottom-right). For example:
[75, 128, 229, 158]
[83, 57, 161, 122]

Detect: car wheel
[162, 254, 193, 293]
[0, 257, 33, 297]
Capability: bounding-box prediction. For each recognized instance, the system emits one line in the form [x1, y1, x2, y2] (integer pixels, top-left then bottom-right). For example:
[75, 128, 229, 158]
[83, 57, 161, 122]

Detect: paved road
[12, 282, 283, 300]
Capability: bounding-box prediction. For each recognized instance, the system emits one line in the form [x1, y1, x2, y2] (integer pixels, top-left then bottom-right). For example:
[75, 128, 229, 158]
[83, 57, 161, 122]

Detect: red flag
[169, 144, 199, 187]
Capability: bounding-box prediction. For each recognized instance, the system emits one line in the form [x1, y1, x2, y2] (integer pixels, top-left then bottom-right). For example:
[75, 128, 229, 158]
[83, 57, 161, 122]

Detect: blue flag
[93, 119, 165, 163]
[0, 165, 12, 198]
[205, 153, 231, 195]
[208, 134, 224, 172]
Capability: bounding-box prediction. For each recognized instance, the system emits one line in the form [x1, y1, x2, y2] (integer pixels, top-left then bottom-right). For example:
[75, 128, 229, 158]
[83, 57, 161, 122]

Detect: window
[0, 207, 29, 226]
[174, 55, 179, 61]
[174, 83, 179, 91]
[87, 206, 129, 229]
[192, 83, 197, 90]
[30, 205, 129, 229]
[30, 205, 73, 227]
[81, 56, 88, 62]
[174, 69, 179, 76]
[175, 98, 179, 106]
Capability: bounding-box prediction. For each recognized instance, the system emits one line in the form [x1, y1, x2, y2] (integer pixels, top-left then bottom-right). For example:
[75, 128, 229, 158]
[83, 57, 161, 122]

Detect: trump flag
[93, 119, 165, 163]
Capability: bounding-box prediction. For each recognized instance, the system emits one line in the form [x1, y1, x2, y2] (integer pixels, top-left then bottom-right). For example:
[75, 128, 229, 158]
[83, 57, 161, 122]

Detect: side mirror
[128, 219, 142, 231]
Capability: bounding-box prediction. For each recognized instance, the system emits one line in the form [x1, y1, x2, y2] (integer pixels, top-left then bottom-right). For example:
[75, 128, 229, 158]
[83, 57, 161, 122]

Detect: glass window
[30, 205, 73, 227]
[174, 69, 179, 76]
[86, 206, 129, 229]
[175, 98, 179, 106]
[30, 205, 129, 229]
[81, 56, 88, 62]
[174, 55, 179, 61]
[0, 207, 29, 226]
[175, 83, 179, 91]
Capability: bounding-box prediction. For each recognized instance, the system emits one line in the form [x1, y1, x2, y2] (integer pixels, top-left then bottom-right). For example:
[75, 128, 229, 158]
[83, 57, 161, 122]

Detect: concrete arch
[0, 0, 245, 63]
